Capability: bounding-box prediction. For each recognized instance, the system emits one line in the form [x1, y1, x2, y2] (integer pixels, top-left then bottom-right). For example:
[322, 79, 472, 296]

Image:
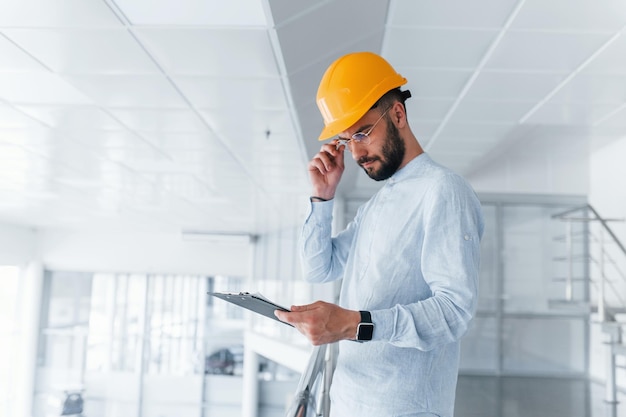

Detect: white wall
[40, 230, 249, 276]
[590, 137, 626, 222]
[0, 222, 38, 264]
[467, 128, 589, 195]
[1, 223, 250, 278]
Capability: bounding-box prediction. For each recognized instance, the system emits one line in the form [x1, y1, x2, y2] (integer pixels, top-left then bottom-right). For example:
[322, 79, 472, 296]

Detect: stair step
[552, 256, 618, 264]
[552, 256, 588, 262]
[614, 344, 626, 356]
[548, 299, 593, 312]
[607, 309, 626, 318]
[551, 277, 589, 282]
[552, 276, 621, 284]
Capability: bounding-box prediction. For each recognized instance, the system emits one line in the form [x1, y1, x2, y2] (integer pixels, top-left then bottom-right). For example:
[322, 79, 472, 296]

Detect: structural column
[242, 336, 260, 417]
[14, 261, 44, 417]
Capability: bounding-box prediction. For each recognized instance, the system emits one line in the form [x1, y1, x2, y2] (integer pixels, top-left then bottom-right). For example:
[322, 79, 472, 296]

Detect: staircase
[552, 204, 626, 417]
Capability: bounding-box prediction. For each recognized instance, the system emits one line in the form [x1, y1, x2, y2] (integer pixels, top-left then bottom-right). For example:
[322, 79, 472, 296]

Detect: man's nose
[349, 142, 367, 161]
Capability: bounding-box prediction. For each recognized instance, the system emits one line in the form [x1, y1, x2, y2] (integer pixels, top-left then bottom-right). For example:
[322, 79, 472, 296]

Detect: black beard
[358, 115, 406, 181]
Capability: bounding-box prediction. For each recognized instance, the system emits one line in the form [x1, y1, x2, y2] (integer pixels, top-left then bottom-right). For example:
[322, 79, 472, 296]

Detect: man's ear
[393, 101, 407, 127]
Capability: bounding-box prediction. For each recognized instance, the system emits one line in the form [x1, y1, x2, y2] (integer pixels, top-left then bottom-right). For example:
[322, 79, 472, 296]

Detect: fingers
[309, 142, 345, 174]
[274, 309, 289, 323]
[274, 303, 310, 324]
[274, 302, 345, 346]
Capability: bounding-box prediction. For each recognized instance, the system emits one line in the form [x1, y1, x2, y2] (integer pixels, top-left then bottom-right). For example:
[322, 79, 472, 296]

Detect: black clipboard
[209, 291, 292, 326]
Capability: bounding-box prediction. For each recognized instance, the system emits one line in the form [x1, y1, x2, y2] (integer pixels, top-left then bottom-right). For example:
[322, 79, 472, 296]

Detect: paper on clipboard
[209, 291, 292, 326]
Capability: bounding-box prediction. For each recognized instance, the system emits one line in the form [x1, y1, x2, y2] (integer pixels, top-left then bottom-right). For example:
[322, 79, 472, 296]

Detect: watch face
[357, 323, 374, 341]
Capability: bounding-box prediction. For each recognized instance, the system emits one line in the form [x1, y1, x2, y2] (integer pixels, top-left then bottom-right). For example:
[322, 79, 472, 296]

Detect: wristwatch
[356, 310, 374, 342]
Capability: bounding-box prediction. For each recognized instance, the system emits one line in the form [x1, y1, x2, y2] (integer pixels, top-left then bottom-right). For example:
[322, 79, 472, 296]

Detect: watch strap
[359, 310, 372, 324]
[356, 310, 374, 341]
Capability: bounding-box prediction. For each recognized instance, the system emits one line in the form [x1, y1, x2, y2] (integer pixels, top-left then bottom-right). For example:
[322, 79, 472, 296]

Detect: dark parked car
[205, 348, 235, 375]
[205, 345, 243, 375]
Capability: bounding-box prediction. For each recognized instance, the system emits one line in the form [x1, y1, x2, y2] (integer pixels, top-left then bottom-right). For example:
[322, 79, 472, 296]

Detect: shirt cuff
[370, 309, 394, 342]
[304, 197, 334, 222]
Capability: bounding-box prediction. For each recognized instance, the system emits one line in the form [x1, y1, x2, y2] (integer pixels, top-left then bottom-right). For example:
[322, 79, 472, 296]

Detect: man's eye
[352, 133, 367, 142]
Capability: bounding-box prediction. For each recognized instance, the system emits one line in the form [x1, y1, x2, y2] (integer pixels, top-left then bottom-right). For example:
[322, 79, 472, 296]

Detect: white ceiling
[1, 0, 625, 235]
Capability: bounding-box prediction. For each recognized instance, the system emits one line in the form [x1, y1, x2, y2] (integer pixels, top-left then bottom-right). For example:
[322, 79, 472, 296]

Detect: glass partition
[34, 271, 244, 417]
[460, 196, 589, 377]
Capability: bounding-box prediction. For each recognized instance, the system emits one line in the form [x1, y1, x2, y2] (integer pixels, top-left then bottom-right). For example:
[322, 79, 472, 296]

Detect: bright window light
[0, 265, 21, 417]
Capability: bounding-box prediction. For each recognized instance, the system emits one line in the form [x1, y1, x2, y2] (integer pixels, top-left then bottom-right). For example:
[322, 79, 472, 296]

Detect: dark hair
[371, 88, 412, 115]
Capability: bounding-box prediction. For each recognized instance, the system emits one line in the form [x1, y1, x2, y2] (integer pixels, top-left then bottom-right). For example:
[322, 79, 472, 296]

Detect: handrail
[285, 344, 327, 417]
[552, 204, 625, 417]
[552, 204, 626, 257]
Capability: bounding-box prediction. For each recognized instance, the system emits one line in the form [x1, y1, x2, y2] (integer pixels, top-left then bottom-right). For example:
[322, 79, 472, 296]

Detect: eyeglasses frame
[335, 106, 392, 150]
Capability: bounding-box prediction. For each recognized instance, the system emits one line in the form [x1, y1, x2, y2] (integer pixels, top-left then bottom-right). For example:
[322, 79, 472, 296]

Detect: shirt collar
[388, 152, 431, 184]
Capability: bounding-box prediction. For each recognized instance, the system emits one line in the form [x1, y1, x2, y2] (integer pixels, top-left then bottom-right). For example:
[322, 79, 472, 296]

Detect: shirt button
[464, 235, 470, 241]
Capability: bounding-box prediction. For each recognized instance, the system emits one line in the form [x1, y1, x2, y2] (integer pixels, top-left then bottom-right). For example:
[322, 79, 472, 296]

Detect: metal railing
[552, 204, 626, 417]
[552, 204, 626, 320]
[285, 344, 335, 417]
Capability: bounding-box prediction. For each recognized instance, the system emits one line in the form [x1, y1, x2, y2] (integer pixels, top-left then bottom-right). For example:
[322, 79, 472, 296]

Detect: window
[0, 265, 21, 417]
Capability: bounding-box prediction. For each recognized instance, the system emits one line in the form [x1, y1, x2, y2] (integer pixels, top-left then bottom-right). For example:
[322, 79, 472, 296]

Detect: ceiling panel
[0, 105, 40, 128]
[112, 0, 267, 26]
[597, 105, 626, 127]
[0, 72, 92, 104]
[463, 71, 566, 102]
[0, 34, 48, 71]
[0, 126, 55, 147]
[546, 73, 626, 104]
[485, 31, 613, 72]
[434, 122, 516, 144]
[385, 28, 498, 69]
[2, 29, 160, 74]
[0, 0, 122, 28]
[166, 147, 235, 170]
[582, 34, 626, 75]
[390, 0, 519, 28]
[103, 144, 173, 167]
[525, 101, 622, 126]
[430, 138, 499, 155]
[450, 100, 534, 123]
[276, 0, 388, 74]
[410, 98, 454, 121]
[173, 76, 287, 110]
[63, 129, 159, 149]
[66, 74, 187, 108]
[198, 108, 294, 146]
[0, 143, 49, 184]
[512, 0, 626, 32]
[399, 68, 471, 98]
[267, 1, 320, 26]
[109, 108, 208, 132]
[134, 28, 278, 77]
[409, 120, 442, 143]
[15, 105, 124, 130]
[140, 132, 217, 150]
[1, 0, 626, 235]
[287, 60, 335, 112]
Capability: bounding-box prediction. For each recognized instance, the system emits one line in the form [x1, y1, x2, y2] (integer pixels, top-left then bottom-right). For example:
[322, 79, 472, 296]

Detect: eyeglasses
[335, 106, 391, 150]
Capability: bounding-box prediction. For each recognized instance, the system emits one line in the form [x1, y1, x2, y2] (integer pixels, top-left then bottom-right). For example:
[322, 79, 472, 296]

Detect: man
[275, 52, 484, 417]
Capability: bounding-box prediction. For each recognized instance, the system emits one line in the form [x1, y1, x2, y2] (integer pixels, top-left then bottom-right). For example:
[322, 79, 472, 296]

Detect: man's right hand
[274, 301, 361, 346]
[308, 140, 345, 200]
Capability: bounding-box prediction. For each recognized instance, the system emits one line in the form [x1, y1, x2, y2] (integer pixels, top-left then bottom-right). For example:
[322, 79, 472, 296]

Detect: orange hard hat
[316, 52, 407, 141]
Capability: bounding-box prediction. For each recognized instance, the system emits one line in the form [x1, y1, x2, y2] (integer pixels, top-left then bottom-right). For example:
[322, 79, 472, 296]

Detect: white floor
[455, 375, 626, 417]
